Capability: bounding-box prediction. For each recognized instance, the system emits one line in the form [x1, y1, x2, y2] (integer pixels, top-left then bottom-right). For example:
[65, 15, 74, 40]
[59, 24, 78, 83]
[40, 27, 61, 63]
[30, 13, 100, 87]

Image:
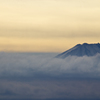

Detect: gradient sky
[0, 0, 100, 52]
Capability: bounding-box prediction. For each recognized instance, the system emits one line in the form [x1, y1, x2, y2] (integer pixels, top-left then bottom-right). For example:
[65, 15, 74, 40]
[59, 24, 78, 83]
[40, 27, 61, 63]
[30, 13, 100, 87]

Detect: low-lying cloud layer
[0, 52, 100, 100]
[0, 52, 100, 80]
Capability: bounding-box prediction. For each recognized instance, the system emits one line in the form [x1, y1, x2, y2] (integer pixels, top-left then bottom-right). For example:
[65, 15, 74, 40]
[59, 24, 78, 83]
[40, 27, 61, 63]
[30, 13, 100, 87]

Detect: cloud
[0, 52, 100, 99]
[0, 52, 100, 80]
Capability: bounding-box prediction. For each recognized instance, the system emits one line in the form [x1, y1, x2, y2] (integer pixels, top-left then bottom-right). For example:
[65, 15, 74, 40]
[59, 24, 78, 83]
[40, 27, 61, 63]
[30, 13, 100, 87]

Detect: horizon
[0, 42, 100, 53]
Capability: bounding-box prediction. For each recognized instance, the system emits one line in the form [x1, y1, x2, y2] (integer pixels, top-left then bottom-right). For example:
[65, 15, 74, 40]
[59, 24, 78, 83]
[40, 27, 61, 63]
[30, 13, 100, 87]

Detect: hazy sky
[0, 0, 100, 52]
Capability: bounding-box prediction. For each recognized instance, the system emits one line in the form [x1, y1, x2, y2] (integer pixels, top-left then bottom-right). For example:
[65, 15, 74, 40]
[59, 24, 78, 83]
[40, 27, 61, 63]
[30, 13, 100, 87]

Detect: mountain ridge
[56, 43, 100, 58]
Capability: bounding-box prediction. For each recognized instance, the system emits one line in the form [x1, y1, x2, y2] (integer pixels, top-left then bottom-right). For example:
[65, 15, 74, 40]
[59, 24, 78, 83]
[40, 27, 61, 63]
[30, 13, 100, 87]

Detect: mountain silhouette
[56, 43, 100, 58]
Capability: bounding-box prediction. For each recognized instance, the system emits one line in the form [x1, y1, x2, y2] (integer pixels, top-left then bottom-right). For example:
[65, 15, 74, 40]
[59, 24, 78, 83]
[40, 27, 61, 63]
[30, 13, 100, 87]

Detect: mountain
[56, 43, 100, 58]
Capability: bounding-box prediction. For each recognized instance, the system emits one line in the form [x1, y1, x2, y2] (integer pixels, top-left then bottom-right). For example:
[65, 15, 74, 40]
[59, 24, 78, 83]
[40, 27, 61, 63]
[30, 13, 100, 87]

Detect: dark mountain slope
[56, 43, 100, 58]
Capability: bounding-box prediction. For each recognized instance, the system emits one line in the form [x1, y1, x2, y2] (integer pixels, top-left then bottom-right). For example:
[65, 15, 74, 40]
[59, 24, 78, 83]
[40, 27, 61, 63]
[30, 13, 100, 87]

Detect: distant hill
[56, 43, 100, 58]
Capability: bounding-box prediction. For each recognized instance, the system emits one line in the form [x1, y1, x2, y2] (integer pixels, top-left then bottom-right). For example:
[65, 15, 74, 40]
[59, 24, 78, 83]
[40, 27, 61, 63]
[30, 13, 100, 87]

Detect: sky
[0, 0, 100, 52]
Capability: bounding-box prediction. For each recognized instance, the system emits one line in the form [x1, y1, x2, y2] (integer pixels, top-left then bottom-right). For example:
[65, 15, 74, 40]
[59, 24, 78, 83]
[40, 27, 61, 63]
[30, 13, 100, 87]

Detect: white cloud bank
[0, 52, 100, 80]
[0, 52, 100, 100]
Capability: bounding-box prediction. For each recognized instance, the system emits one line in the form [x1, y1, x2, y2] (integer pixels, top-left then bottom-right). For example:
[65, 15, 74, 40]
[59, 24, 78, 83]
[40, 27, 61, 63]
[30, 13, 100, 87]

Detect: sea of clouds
[0, 52, 100, 100]
[0, 52, 100, 80]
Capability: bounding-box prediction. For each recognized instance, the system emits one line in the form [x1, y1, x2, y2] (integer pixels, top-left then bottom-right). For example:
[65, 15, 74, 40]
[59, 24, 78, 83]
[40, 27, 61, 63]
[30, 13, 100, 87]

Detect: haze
[0, 0, 100, 52]
[0, 52, 100, 100]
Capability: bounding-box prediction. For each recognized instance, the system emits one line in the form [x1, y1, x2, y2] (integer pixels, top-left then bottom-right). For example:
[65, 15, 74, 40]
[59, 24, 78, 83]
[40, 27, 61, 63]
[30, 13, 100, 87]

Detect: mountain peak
[83, 43, 88, 45]
[56, 43, 100, 58]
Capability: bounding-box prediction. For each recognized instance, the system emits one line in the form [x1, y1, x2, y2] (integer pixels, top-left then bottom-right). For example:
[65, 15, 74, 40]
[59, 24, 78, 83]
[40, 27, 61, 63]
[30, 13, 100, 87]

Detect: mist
[0, 52, 100, 80]
[0, 52, 100, 100]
